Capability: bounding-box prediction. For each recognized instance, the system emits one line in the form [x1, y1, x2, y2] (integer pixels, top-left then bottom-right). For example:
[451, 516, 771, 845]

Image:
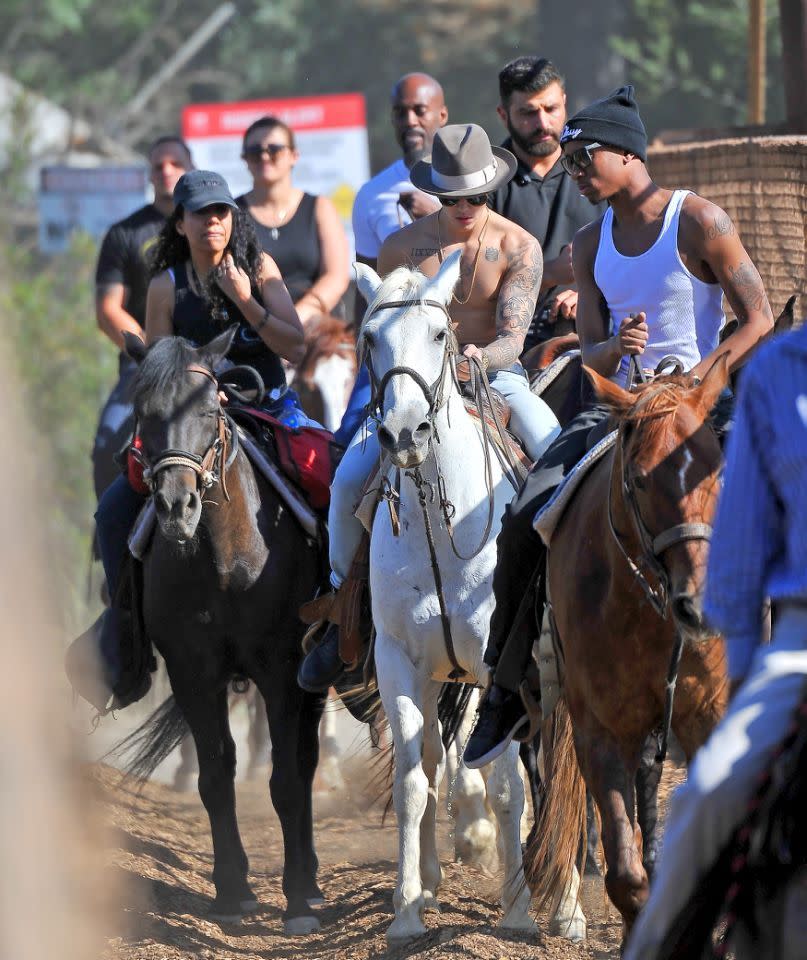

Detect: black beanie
[560, 85, 647, 162]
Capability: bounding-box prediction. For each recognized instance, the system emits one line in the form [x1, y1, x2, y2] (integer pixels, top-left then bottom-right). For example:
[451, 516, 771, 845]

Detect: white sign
[183, 93, 370, 257]
[38, 166, 148, 253]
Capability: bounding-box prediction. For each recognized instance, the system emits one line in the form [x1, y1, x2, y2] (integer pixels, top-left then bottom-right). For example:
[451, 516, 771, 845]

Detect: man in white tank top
[465, 85, 773, 770]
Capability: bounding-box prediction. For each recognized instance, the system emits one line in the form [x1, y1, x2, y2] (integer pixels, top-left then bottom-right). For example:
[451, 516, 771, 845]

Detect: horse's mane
[621, 375, 695, 427]
[132, 337, 200, 410]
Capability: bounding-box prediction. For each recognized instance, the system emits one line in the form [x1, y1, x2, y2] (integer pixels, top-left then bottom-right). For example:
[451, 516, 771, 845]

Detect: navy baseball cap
[173, 170, 238, 212]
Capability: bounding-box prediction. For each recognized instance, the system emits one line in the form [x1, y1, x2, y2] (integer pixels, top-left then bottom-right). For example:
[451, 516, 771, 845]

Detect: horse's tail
[523, 697, 587, 915]
[106, 696, 189, 783]
[438, 681, 476, 750]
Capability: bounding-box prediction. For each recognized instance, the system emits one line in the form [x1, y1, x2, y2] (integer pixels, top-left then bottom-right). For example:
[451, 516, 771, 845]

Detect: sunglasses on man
[438, 194, 490, 207]
[242, 144, 290, 161]
[560, 142, 605, 176]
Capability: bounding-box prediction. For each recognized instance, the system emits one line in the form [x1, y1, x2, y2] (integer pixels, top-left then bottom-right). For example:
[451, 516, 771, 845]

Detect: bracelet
[255, 308, 271, 332]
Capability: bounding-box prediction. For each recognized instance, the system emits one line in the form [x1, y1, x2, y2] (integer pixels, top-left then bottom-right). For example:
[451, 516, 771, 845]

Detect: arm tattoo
[411, 247, 439, 257]
[485, 241, 543, 369]
[728, 261, 773, 318]
[484, 247, 499, 261]
[706, 213, 735, 240]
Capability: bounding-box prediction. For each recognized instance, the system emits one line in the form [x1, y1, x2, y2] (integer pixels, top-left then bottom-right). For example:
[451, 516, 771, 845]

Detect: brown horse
[525, 358, 731, 938]
[291, 313, 357, 431]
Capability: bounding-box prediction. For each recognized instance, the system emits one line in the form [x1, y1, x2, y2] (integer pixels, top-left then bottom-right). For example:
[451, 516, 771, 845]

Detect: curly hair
[150, 204, 264, 328]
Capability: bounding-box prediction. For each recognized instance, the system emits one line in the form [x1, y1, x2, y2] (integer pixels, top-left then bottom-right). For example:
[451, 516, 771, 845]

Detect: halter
[137, 364, 238, 503]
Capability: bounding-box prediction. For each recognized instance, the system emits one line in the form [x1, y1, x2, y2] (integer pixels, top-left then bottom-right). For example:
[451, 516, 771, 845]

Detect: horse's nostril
[673, 594, 702, 629]
[154, 491, 170, 516]
[414, 421, 431, 438]
[185, 491, 199, 514]
[377, 426, 395, 449]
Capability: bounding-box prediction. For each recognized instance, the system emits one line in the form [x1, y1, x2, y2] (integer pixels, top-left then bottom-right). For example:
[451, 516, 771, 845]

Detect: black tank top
[171, 262, 286, 394]
[236, 192, 321, 303]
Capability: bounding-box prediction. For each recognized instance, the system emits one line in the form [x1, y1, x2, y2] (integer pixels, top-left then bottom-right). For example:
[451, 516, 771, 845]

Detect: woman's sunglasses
[439, 194, 490, 207]
[242, 144, 290, 161]
[560, 142, 605, 176]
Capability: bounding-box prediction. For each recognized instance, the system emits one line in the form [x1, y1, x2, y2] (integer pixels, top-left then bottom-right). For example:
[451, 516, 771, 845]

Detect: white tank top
[593, 190, 725, 386]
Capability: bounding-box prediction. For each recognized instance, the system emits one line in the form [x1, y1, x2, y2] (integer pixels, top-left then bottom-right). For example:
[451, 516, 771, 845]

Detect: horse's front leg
[375, 631, 429, 942]
[261, 668, 326, 935]
[420, 679, 445, 911]
[486, 742, 538, 933]
[168, 674, 252, 920]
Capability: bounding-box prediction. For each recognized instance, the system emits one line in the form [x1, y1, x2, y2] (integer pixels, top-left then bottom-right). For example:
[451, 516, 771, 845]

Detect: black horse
[116, 330, 326, 933]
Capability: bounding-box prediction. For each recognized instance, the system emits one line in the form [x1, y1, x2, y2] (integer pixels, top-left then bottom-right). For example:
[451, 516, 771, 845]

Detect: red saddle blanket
[228, 406, 334, 511]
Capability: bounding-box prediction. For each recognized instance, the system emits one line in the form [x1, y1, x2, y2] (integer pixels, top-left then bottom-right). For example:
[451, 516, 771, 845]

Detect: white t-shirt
[351, 158, 413, 259]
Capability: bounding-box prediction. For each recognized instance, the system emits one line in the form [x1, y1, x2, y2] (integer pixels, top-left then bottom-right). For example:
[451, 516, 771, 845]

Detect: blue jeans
[96, 473, 146, 599]
[92, 354, 137, 501]
[334, 363, 371, 448]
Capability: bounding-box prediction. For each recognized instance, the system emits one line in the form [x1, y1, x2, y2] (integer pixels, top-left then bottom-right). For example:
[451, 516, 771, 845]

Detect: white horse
[353, 253, 586, 943]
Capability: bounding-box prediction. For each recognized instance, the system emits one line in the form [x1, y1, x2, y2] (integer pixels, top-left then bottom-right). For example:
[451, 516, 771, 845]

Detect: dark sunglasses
[439, 194, 490, 207]
[560, 142, 604, 176]
[242, 143, 289, 161]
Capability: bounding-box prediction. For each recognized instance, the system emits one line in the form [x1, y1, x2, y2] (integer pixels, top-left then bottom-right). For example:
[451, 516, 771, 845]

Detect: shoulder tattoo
[706, 213, 736, 241]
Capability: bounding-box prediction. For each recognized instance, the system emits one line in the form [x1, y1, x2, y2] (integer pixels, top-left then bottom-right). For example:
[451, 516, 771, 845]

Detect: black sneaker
[463, 683, 529, 769]
[297, 623, 346, 693]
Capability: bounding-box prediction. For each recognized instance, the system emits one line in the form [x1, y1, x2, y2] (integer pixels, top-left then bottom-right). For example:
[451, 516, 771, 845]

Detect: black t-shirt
[491, 140, 606, 346]
[95, 204, 166, 329]
[236, 193, 321, 303]
[171, 262, 287, 395]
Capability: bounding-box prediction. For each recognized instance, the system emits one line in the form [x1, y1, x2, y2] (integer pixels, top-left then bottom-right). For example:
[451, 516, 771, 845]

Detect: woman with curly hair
[70, 172, 307, 714]
[146, 169, 305, 389]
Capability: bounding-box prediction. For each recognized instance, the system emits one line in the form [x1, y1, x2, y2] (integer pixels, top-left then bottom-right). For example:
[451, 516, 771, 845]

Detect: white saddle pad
[532, 429, 617, 546]
[530, 349, 581, 398]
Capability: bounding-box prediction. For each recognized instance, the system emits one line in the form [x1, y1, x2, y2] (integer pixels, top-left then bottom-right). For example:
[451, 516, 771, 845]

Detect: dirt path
[95, 758, 685, 960]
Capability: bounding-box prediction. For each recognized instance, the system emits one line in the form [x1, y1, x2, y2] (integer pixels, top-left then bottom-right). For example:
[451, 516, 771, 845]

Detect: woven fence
[648, 136, 807, 319]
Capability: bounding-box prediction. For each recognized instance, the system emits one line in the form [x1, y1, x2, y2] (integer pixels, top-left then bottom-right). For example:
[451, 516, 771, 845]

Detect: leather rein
[363, 298, 520, 681]
[137, 364, 239, 503]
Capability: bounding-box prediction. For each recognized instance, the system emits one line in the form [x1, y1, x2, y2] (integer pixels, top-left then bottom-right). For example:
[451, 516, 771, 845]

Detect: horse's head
[354, 251, 461, 468]
[125, 327, 235, 542]
[587, 355, 729, 641]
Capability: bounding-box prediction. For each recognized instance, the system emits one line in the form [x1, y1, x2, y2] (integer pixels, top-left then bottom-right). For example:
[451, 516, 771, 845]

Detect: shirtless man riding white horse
[298, 123, 561, 691]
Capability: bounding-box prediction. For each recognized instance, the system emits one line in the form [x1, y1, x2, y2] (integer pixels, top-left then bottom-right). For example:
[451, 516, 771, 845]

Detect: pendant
[271, 227, 279, 241]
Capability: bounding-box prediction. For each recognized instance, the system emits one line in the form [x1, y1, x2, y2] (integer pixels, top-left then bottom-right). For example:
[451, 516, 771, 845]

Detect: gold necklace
[436, 209, 490, 306]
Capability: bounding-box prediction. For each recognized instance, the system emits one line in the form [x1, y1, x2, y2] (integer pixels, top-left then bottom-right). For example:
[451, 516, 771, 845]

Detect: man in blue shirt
[624, 323, 807, 958]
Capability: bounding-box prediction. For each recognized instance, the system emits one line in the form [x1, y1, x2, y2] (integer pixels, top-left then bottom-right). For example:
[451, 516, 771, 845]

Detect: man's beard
[508, 124, 559, 158]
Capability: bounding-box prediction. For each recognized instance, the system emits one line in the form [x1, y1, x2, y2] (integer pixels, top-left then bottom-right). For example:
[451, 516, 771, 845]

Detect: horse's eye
[363, 333, 375, 349]
[434, 330, 447, 342]
[633, 475, 647, 490]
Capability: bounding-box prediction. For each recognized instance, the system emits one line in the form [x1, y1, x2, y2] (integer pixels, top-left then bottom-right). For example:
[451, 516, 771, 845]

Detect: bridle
[611, 354, 714, 618]
[607, 427, 713, 619]
[137, 364, 238, 503]
[606, 365, 718, 765]
[361, 297, 518, 680]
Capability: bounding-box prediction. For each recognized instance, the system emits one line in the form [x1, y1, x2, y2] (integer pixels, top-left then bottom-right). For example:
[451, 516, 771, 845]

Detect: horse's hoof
[208, 907, 243, 924]
[239, 898, 259, 914]
[549, 916, 587, 942]
[422, 893, 441, 913]
[307, 896, 326, 908]
[498, 911, 537, 933]
[584, 855, 602, 877]
[284, 915, 321, 936]
[386, 916, 427, 942]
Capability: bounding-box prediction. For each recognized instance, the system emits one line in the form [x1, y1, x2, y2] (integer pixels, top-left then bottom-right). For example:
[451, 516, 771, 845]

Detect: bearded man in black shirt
[92, 136, 193, 497]
[491, 57, 605, 351]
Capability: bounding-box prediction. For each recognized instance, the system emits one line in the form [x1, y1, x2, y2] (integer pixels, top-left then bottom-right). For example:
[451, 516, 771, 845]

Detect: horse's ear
[693, 352, 730, 413]
[202, 324, 238, 364]
[123, 331, 147, 365]
[774, 294, 797, 334]
[583, 366, 634, 414]
[425, 249, 462, 307]
[353, 262, 383, 308]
